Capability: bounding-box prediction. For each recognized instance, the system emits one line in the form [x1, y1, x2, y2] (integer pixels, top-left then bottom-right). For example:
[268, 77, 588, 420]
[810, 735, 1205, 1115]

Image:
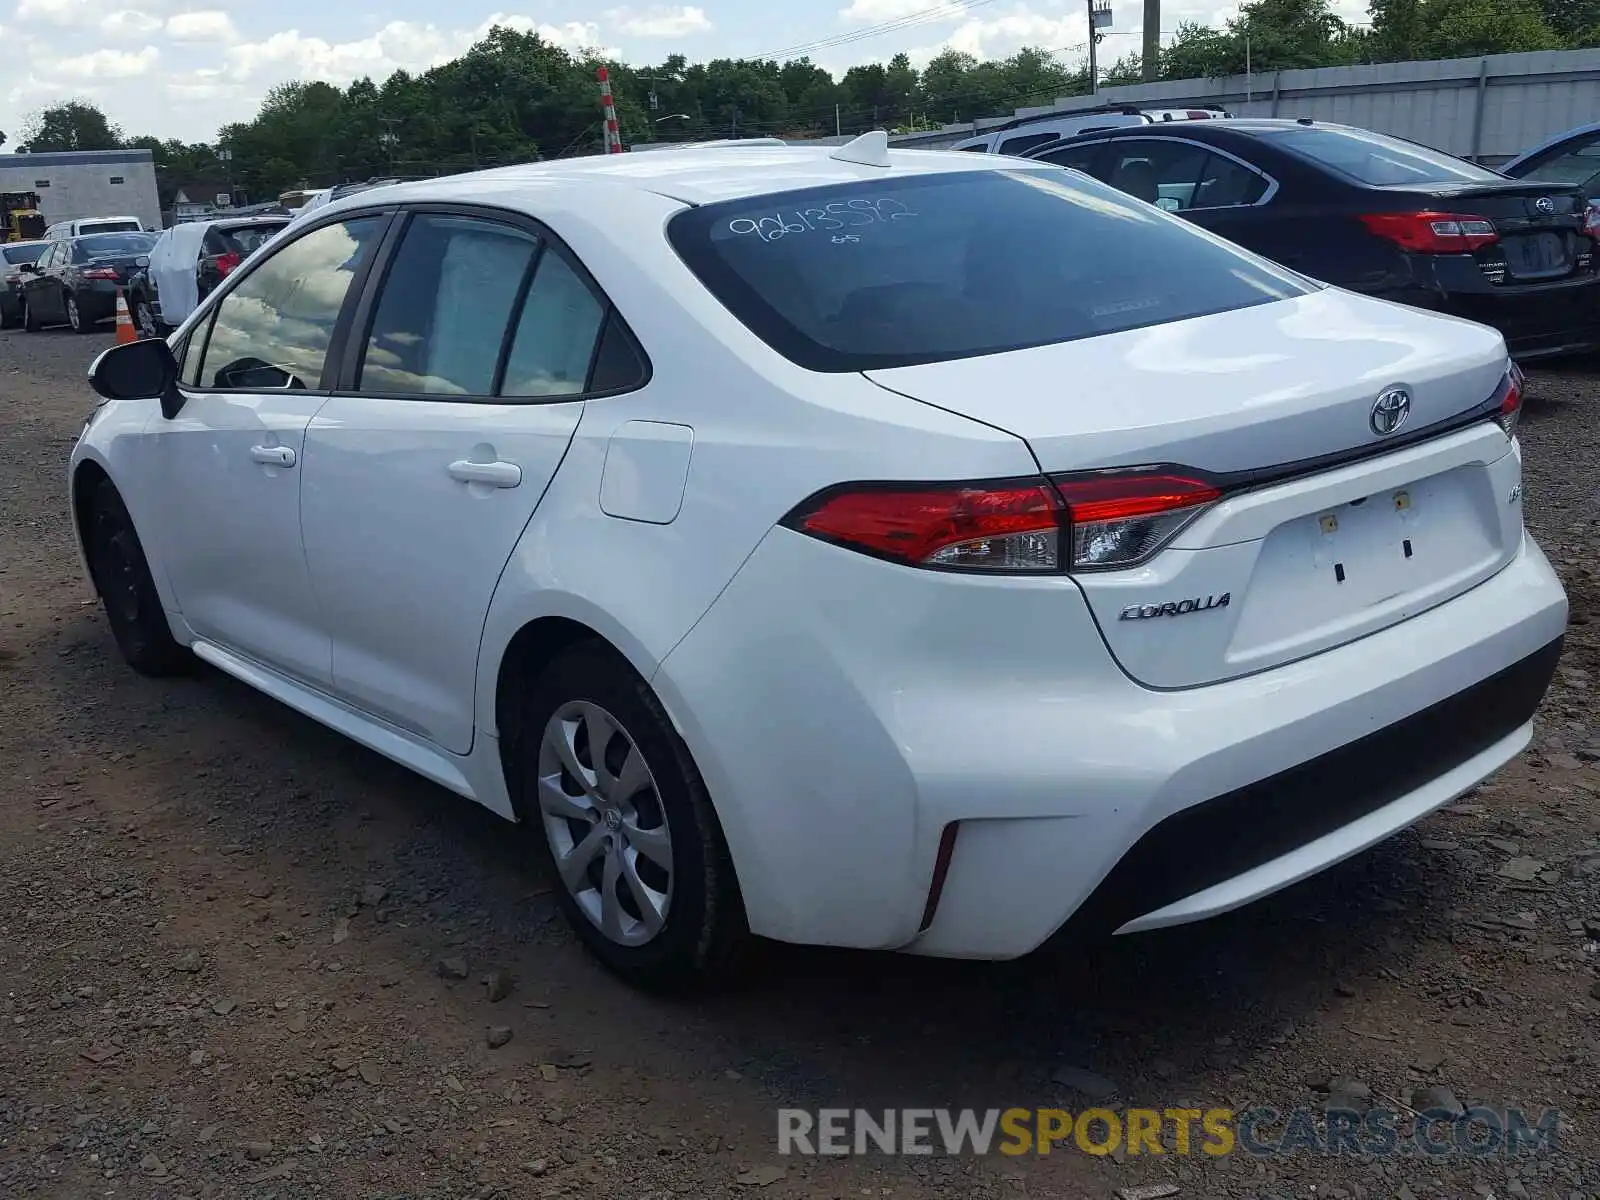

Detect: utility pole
[377, 117, 401, 175]
[1088, 0, 1112, 94]
[1142, 0, 1159, 81]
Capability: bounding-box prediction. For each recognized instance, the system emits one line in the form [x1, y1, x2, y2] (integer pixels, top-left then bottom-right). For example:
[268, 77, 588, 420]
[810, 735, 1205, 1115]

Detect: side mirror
[17, 263, 37, 274]
[87, 338, 184, 420]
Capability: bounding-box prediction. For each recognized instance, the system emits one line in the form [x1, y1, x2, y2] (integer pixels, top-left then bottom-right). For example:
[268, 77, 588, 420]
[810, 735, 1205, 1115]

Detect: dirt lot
[1, 324, 1598, 1200]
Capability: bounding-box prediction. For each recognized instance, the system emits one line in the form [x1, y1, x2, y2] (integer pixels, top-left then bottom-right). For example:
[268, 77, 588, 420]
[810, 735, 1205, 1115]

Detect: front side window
[1105, 140, 1209, 210]
[195, 217, 381, 391]
[1, 244, 46, 265]
[668, 169, 1311, 372]
[359, 214, 538, 396]
[1264, 126, 1503, 187]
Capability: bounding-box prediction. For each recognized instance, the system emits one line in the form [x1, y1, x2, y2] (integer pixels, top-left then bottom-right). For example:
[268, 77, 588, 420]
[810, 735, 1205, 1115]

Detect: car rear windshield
[1, 244, 45, 265]
[1262, 126, 1504, 187]
[666, 169, 1311, 371]
[215, 223, 288, 256]
[74, 232, 157, 257]
[79, 220, 142, 234]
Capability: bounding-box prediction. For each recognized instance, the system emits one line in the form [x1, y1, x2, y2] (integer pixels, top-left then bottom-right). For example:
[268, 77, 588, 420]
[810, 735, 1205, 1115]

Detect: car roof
[315, 141, 1035, 215]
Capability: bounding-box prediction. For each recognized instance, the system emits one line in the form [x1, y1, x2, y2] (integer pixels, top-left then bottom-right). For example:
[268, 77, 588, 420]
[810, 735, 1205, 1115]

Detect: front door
[148, 215, 387, 685]
[23, 243, 64, 323]
[301, 210, 618, 752]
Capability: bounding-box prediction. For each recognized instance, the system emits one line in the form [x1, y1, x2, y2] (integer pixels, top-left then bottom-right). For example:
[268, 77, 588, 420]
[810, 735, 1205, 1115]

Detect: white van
[44, 216, 145, 241]
[951, 104, 1232, 157]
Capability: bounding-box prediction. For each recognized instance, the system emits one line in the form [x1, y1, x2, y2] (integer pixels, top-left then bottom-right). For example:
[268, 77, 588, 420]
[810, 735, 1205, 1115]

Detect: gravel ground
[1, 324, 1597, 1200]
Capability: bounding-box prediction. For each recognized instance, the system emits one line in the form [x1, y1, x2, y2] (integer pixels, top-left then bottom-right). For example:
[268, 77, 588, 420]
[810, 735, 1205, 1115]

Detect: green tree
[19, 100, 123, 151]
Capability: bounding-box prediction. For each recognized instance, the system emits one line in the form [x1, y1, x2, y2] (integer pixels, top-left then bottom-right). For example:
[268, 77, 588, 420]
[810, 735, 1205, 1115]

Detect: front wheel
[133, 296, 163, 340]
[22, 296, 40, 332]
[85, 480, 190, 676]
[521, 643, 746, 991]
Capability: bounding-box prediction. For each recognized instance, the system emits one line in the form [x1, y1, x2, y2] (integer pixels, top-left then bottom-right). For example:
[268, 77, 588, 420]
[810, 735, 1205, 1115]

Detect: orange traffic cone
[114, 289, 136, 345]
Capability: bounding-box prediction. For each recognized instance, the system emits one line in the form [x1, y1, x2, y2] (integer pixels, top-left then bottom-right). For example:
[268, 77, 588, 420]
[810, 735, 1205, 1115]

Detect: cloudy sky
[0, 0, 1365, 145]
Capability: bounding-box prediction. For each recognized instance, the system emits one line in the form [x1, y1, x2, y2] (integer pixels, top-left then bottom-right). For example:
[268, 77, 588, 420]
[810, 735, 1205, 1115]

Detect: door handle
[448, 459, 522, 488]
[249, 445, 296, 467]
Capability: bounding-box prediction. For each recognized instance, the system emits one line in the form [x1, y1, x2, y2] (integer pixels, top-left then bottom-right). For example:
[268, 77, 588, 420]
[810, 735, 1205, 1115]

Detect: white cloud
[45, 46, 161, 78]
[605, 5, 712, 37]
[165, 10, 239, 41]
[101, 9, 164, 37]
[14, 0, 96, 26]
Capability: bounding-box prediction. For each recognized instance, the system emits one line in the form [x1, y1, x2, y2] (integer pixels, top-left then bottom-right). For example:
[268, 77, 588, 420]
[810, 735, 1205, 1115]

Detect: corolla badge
[1119, 593, 1231, 620]
[1370, 388, 1411, 436]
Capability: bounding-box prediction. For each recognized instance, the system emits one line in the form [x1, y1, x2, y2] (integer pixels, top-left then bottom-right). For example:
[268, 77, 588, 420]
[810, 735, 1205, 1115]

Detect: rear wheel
[0, 300, 15, 330]
[521, 643, 746, 991]
[65, 291, 91, 334]
[85, 480, 190, 676]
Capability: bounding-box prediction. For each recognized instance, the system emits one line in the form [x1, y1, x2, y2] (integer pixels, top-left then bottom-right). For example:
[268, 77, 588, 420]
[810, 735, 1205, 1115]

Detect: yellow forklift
[2, 191, 47, 243]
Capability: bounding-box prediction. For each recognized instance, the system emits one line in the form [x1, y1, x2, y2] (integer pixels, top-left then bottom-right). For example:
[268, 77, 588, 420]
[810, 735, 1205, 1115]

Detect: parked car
[127, 215, 292, 338]
[1500, 120, 1600, 195]
[44, 216, 146, 240]
[71, 136, 1564, 989]
[949, 102, 1233, 157]
[0, 239, 47, 329]
[18, 230, 158, 332]
[1026, 118, 1600, 361]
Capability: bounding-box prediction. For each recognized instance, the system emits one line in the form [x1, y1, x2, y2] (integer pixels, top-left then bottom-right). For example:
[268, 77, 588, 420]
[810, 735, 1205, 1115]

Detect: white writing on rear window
[727, 198, 916, 243]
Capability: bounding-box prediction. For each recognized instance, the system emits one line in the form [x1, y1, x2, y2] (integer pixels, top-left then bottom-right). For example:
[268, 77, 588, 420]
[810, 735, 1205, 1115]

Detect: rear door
[300, 207, 639, 753]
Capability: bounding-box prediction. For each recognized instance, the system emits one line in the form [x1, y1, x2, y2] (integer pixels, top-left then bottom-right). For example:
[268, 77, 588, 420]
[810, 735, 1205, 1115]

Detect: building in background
[0, 149, 161, 231]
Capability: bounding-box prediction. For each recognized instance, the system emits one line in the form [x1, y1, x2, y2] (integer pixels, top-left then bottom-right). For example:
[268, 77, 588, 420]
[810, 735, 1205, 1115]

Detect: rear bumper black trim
[1060, 636, 1562, 938]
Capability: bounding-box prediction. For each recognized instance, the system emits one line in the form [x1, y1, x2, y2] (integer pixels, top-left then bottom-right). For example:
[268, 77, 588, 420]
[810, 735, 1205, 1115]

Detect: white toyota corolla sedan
[70, 132, 1567, 990]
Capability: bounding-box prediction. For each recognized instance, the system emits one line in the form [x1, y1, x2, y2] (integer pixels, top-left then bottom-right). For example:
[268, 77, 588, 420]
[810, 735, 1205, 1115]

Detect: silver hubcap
[537, 701, 672, 947]
[137, 304, 155, 338]
[67, 297, 79, 328]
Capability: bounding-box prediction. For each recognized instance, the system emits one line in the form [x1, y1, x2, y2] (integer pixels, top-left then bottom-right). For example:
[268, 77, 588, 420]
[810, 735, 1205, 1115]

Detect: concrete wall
[0, 149, 162, 231]
[891, 48, 1600, 163]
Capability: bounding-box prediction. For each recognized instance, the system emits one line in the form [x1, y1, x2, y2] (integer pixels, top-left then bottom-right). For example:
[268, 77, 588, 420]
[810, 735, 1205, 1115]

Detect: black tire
[133, 296, 163, 340]
[520, 643, 747, 991]
[85, 480, 190, 676]
[22, 296, 40, 332]
[66, 291, 92, 334]
[0, 300, 16, 330]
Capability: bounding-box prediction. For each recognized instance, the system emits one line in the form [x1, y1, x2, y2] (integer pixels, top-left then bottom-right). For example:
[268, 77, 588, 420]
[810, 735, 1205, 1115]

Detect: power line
[750, 0, 1001, 62]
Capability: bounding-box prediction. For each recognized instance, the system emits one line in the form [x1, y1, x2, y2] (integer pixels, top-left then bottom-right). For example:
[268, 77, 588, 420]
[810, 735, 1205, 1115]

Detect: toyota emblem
[1535, 196, 1556, 215]
[1370, 388, 1411, 436]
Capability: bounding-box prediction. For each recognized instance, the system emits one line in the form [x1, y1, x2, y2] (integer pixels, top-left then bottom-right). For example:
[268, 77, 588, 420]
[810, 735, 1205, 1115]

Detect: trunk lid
[1394, 181, 1594, 283]
[864, 287, 1523, 689]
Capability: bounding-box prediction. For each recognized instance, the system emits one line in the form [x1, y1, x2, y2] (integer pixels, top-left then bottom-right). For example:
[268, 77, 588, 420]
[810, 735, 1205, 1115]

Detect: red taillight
[1497, 364, 1523, 437]
[1584, 204, 1600, 242]
[80, 267, 118, 280]
[1052, 471, 1221, 569]
[215, 251, 242, 276]
[793, 482, 1064, 572]
[788, 470, 1221, 573]
[1359, 211, 1498, 254]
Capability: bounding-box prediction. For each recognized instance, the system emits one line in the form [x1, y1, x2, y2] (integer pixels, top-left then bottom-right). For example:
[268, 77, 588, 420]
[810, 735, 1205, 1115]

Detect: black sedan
[17, 230, 158, 333]
[1026, 119, 1600, 361]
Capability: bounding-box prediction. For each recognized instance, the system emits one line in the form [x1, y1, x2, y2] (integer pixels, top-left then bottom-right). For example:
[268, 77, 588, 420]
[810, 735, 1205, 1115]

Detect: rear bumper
[1381, 276, 1600, 360]
[656, 525, 1567, 958]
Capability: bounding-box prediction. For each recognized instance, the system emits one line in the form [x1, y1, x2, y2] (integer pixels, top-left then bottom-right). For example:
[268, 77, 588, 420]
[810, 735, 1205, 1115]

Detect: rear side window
[667, 170, 1310, 372]
[1, 244, 45, 265]
[1265, 126, 1502, 186]
[499, 250, 607, 398]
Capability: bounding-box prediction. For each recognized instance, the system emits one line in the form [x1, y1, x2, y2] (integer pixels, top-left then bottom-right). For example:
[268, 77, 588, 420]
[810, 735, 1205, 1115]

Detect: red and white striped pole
[597, 66, 622, 154]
